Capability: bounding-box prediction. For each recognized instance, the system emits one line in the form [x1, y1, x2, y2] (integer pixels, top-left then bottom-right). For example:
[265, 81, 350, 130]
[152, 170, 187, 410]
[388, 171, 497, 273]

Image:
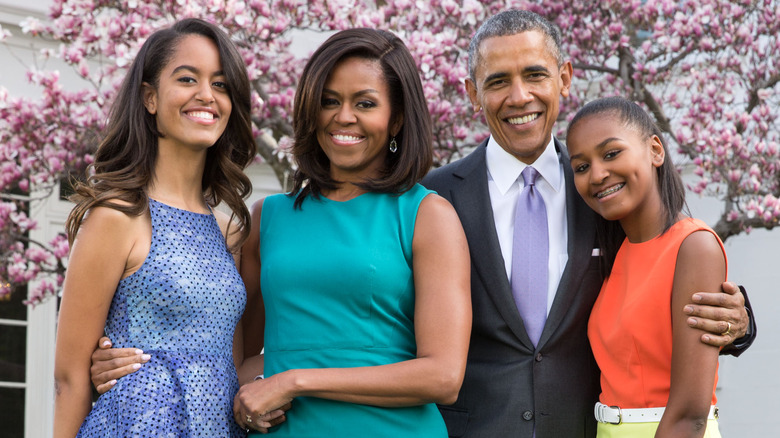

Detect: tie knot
[521, 166, 540, 187]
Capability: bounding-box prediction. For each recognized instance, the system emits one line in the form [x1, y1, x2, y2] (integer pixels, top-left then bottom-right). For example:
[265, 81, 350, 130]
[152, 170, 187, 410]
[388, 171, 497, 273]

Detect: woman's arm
[233, 193, 471, 418]
[656, 230, 725, 438]
[237, 199, 266, 369]
[54, 207, 143, 437]
[235, 198, 289, 433]
[212, 208, 246, 370]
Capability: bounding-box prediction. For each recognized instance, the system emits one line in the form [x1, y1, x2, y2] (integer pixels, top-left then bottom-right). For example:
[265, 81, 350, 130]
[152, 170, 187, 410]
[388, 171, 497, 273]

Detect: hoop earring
[389, 137, 398, 153]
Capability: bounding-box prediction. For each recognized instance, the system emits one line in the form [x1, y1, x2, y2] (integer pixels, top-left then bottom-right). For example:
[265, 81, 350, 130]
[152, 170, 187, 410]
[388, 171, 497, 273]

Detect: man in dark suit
[422, 10, 755, 438]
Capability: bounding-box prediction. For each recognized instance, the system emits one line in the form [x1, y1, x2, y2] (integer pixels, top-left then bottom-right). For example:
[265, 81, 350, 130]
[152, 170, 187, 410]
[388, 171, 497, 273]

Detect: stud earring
[389, 137, 398, 153]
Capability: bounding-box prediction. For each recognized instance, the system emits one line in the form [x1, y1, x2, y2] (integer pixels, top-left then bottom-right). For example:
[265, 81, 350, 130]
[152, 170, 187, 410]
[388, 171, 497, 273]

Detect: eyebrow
[170, 65, 225, 76]
[481, 64, 551, 87]
[569, 137, 621, 160]
[321, 88, 380, 97]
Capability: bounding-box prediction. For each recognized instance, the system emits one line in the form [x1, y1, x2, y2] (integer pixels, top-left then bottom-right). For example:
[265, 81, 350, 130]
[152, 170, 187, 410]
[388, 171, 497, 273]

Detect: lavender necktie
[511, 166, 548, 346]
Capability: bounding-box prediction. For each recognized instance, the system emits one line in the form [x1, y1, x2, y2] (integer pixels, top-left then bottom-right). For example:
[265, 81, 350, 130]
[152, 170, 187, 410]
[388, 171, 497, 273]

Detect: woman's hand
[233, 375, 293, 432]
[90, 336, 150, 394]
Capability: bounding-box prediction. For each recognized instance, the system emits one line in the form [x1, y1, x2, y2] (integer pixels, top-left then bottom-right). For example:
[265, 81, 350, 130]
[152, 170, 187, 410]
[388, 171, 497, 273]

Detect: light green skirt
[597, 419, 721, 437]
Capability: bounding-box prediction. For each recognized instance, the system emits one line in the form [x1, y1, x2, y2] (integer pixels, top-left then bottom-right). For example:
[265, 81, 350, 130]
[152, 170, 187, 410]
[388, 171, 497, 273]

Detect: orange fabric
[588, 218, 726, 408]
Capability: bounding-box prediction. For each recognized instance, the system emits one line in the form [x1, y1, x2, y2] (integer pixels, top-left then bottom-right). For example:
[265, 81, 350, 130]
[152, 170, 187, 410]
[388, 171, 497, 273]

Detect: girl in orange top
[567, 97, 725, 438]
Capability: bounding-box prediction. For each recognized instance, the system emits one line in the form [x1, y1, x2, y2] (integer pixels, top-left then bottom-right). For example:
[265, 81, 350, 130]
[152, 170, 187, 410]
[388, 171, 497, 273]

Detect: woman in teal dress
[233, 28, 472, 436]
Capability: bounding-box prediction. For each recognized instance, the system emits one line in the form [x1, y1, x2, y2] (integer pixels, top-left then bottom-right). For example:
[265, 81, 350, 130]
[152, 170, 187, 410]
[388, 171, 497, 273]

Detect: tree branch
[713, 214, 778, 242]
[571, 63, 619, 76]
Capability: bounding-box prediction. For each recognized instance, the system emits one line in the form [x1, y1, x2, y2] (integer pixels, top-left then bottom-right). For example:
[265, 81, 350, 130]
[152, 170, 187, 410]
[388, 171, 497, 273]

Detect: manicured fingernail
[141, 354, 151, 361]
[134, 349, 143, 355]
[132, 363, 142, 370]
[109, 380, 117, 386]
[102, 340, 111, 347]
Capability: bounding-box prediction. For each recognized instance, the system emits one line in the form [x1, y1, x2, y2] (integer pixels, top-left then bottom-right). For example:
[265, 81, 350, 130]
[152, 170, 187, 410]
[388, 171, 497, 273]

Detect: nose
[590, 161, 609, 185]
[196, 82, 216, 104]
[506, 80, 533, 107]
[334, 104, 356, 124]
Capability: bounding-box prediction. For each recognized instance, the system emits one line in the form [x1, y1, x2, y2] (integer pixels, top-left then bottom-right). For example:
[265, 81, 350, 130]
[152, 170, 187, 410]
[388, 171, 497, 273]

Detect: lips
[595, 183, 625, 199]
[185, 110, 216, 121]
[330, 133, 364, 145]
[506, 113, 539, 125]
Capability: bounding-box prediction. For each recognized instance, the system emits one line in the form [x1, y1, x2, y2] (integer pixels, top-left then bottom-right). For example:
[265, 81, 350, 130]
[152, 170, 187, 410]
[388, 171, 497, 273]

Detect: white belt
[594, 402, 719, 424]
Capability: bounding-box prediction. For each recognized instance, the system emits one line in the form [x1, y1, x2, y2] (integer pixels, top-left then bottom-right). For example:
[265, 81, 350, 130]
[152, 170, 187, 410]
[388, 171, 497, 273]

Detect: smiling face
[567, 113, 666, 230]
[466, 31, 572, 164]
[316, 56, 399, 183]
[143, 34, 231, 153]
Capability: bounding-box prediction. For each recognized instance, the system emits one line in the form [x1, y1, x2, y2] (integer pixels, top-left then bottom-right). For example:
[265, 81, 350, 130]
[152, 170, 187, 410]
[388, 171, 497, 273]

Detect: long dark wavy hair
[289, 28, 433, 208]
[66, 18, 256, 251]
[567, 96, 688, 275]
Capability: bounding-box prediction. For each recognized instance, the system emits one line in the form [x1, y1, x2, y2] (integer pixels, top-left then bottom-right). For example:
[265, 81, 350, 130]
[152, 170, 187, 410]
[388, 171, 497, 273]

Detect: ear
[464, 78, 481, 112]
[390, 112, 404, 138]
[558, 61, 573, 98]
[649, 135, 665, 168]
[142, 82, 158, 115]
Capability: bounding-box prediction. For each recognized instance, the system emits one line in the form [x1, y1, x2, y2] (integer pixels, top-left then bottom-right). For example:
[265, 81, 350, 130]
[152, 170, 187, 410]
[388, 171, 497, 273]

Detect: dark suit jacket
[422, 138, 604, 438]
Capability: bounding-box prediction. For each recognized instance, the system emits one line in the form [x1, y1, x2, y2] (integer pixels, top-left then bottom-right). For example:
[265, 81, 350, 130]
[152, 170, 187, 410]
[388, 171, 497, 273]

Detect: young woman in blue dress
[54, 19, 257, 437]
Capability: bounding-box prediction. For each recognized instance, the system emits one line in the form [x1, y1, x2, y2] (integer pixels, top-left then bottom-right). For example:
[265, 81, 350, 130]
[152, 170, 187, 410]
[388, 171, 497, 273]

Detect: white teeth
[596, 183, 625, 199]
[188, 111, 214, 120]
[507, 113, 539, 125]
[333, 134, 362, 142]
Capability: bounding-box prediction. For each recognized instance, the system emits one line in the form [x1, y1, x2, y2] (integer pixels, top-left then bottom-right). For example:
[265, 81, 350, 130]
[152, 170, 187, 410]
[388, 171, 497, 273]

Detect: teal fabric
[255, 184, 446, 437]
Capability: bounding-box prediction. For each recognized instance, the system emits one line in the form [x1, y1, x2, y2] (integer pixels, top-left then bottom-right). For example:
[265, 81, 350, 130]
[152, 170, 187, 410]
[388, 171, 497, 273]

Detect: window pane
[0, 325, 25, 382]
[0, 387, 24, 437]
[0, 284, 27, 320]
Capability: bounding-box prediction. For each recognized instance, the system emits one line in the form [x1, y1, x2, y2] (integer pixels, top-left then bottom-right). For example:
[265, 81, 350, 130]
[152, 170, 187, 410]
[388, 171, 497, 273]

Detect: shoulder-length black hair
[567, 96, 688, 275]
[66, 18, 256, 251]
[289, 28, 433, 208]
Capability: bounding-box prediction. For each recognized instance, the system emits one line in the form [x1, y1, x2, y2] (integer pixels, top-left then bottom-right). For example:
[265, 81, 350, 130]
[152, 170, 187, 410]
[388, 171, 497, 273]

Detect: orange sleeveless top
[588, 218, 726, 408]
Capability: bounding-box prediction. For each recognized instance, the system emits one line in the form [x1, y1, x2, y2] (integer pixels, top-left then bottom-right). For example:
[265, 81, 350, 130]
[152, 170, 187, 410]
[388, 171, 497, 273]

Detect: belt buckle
[596, 403, 622, 425]
[610, 405, 622, 425]
[605, 406, 623, 424]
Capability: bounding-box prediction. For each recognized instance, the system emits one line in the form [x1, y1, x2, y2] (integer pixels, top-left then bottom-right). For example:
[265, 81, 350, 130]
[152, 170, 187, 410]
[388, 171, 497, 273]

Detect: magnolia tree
[1, 0, 778, 305]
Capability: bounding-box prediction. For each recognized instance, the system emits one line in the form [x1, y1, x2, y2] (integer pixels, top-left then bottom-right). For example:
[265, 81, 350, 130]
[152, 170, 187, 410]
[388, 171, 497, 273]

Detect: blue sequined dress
[77, 199, 247, 437]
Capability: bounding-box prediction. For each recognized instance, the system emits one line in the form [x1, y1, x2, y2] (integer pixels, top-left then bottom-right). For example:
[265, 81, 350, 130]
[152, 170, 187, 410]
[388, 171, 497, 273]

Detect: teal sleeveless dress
[255, 184, 447, 437]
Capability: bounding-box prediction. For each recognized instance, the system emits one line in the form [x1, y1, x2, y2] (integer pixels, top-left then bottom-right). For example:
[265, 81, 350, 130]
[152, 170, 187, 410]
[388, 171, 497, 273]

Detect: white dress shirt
[485, 135, 569, 315]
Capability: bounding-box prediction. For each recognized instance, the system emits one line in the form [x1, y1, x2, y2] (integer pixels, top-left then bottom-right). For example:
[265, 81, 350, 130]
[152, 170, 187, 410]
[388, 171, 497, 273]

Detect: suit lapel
[447, 143, 534, 347]
[537, 138, 598, 348]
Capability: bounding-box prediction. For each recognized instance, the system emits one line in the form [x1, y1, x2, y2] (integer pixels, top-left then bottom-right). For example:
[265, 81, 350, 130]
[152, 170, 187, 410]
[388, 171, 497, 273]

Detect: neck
[322, 182, 367, 202]
[148, 144, 209, 213]
[619, 194, 670, 243]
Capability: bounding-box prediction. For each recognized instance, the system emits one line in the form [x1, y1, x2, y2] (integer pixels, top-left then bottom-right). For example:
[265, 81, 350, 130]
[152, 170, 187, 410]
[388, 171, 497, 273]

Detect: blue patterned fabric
[77, 199, 247, 437]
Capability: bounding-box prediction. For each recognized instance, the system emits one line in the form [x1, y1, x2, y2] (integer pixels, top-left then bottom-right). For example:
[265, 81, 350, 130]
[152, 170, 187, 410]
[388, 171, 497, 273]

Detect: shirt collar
[485, 135, 562, 195]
